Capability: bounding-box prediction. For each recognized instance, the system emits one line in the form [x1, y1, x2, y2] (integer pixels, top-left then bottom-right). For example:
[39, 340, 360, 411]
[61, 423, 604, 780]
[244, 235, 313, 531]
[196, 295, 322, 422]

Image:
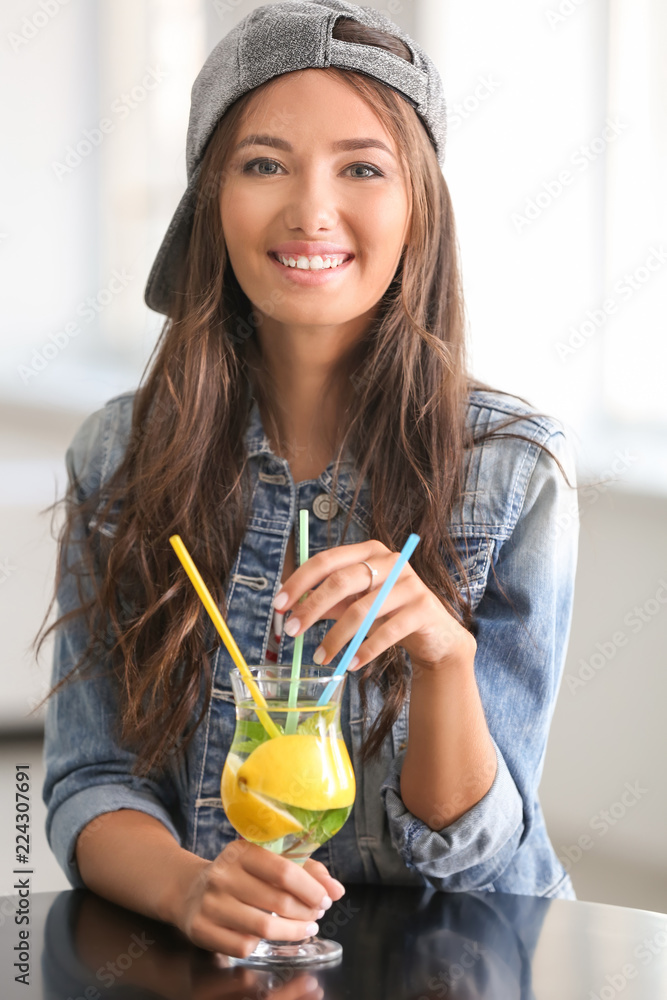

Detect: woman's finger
[275, 540, 389, 613]
[341, 602, 424, 670]
[302, 858, 346, 900]
[284, 557, 412, 641]
[188, 917, 260, 960]
[307, 576, 415, 664]
[225, 865, 327, 921]
[238, 844, 332, 911]
[204, 893, 320, 943]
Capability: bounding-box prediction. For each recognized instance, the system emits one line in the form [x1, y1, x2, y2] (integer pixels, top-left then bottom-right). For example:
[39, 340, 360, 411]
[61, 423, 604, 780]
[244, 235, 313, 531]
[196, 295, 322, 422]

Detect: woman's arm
[75, 809, 208, 926]
[42, 403, 191, 890]
[380, 426, 579, 891]
[400, 640, 499, 829]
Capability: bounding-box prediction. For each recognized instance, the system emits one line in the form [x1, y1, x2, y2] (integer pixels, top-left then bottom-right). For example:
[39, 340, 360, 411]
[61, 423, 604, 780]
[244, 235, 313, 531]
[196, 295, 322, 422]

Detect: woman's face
[219, 68, 412, 332]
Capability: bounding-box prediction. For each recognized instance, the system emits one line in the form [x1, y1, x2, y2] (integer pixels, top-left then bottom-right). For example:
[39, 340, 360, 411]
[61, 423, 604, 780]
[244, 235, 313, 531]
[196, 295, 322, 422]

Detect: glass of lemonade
[221, 665, 356, 968]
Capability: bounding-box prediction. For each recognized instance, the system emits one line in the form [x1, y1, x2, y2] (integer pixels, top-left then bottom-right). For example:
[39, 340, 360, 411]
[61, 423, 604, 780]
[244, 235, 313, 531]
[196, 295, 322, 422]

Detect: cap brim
[144, 160, 205, 316]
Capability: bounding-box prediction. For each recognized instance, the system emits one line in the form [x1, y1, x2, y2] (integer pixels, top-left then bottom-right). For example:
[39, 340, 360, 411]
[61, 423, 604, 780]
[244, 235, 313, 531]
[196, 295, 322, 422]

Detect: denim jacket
[42, 386, 578, 900]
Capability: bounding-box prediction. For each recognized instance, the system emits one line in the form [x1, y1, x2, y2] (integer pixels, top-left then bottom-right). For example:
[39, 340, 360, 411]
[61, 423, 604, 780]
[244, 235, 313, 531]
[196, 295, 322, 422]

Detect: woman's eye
[348, 163, 382, 178]
[243, 158, 281, 175]
[242, 158, 383, 178]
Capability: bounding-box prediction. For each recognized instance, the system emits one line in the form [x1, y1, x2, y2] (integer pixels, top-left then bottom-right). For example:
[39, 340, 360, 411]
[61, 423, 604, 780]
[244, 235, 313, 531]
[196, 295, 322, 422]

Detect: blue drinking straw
[316, 533, 421, 707]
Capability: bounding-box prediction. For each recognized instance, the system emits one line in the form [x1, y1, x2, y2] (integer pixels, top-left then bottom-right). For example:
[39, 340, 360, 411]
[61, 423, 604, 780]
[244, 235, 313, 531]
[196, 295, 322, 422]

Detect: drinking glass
[220, 665, 355, 968]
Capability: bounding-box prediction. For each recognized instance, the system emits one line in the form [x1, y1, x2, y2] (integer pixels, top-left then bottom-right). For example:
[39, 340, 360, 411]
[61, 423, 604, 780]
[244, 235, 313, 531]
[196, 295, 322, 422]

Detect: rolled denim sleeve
[380, 427, 578, 891]
[42, 406, 183, 890]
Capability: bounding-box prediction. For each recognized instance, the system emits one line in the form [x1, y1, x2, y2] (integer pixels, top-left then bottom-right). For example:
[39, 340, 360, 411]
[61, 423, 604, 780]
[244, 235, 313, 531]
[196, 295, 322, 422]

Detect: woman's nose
[280, 168, 341, 231]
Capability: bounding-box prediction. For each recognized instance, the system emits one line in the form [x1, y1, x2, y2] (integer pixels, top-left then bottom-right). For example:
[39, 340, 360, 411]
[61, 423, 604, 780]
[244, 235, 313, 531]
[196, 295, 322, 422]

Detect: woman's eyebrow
[233, 133, 396, 158]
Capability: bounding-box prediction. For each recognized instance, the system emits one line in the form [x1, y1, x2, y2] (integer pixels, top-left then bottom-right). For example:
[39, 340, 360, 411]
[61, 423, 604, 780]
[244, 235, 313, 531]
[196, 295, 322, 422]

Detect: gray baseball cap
[144, 0, 447, 316]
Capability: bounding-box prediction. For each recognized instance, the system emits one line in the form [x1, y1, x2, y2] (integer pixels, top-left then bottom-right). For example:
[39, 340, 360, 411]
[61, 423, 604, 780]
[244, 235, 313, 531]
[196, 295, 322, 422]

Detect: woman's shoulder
[466, 386, 568, 441]
[458, 387, 576, 539]
[65, 389, 137, 497]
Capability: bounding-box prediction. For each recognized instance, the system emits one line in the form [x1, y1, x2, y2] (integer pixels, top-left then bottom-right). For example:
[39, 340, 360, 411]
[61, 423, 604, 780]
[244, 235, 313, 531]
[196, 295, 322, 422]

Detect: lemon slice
[221, 752, 304, 843]
[236, 735, 356, 811]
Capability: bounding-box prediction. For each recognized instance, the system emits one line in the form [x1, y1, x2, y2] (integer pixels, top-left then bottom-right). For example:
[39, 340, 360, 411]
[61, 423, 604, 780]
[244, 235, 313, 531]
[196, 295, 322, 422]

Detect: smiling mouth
[268, 251, 354, 270]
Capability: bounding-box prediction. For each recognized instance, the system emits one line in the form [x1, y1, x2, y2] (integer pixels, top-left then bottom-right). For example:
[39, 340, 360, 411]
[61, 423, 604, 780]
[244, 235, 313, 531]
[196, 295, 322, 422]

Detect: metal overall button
[312, 494, 339, 520]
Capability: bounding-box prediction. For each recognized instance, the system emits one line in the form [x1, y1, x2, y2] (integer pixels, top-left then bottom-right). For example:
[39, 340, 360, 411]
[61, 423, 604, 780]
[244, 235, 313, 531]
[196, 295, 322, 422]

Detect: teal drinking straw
[316, 533, 421, 708]
[285, 508, 309, 735]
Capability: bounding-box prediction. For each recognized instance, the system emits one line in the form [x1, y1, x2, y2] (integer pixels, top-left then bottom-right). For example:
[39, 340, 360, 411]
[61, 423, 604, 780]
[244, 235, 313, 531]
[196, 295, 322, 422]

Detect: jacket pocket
[443, 531, 496, 612]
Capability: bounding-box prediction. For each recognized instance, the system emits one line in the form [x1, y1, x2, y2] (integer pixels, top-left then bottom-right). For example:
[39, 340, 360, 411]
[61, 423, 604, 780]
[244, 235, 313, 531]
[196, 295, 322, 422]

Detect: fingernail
[332, 879, 345, 893]
[349, 656, 359, 670]
[273, 590, 288, 610]
[313, 646, 325, 664]
[284, 617, 300, 636]
[320, 895, 332, 909]
[315, 908, 325, 918]
[303, 977, 319, 990]
[305, 922, 319, 936]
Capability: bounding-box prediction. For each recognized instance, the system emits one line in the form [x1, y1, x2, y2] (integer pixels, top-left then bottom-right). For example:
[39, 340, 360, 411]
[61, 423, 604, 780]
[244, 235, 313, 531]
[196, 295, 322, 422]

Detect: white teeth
[274, 253, 349, 270]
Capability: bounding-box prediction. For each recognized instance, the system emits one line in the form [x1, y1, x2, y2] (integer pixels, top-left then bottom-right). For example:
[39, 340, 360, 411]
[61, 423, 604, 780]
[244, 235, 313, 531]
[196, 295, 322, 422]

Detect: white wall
[540, 487, 667, 912]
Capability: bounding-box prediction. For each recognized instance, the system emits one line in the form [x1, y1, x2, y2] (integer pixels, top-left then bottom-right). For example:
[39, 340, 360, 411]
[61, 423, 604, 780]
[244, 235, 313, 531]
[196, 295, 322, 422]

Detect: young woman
[37, 3, 580, 963]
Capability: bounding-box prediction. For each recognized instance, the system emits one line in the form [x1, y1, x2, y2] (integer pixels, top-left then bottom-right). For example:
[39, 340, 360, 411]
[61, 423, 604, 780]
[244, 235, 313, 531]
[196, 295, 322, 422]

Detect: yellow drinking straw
[168, 535, 281, 740]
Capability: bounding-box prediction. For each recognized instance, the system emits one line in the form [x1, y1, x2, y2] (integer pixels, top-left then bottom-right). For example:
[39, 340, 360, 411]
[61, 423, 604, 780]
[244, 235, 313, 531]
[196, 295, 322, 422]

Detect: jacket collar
[244, 394, 373, 531]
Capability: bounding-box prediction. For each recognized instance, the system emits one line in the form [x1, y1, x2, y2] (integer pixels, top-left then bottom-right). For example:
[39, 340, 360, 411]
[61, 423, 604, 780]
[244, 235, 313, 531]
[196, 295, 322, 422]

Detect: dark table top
[2, 885, 667, 999]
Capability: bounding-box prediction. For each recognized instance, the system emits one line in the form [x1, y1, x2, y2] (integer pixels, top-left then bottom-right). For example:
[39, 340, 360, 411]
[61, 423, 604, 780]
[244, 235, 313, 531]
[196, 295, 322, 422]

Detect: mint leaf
[296, 708, 336, 736]
[237, 718, 284, 742]
[283, 804, 353, 845]
[230, 739, 264, 754]
[317, 806, 351, 839]
[230, 718, 285, 756]
[285, 805, 319, 829]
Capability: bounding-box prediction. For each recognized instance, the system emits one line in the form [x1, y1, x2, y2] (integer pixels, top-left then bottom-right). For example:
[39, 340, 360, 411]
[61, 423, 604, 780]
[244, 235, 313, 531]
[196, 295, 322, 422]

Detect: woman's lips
[267, 252, 355, 285]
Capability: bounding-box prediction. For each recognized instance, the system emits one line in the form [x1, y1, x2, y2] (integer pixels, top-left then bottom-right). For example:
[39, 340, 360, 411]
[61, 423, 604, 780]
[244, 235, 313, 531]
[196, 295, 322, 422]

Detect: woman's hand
[275, 540, 476, 674]
[177, 839, 345, 959]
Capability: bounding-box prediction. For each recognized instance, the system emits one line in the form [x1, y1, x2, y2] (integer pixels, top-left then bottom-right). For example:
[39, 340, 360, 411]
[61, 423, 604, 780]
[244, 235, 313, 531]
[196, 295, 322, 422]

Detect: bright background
[1, 0, 666, 916]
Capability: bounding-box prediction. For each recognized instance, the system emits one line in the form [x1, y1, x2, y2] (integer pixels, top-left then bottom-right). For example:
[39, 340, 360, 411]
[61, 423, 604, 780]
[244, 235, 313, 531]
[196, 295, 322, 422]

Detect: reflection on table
[7, 882, 663, 999]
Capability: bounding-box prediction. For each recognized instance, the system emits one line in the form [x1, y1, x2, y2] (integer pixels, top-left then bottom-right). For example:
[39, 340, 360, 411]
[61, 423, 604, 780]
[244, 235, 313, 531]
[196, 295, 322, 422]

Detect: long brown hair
[32, 16, 586, 779]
